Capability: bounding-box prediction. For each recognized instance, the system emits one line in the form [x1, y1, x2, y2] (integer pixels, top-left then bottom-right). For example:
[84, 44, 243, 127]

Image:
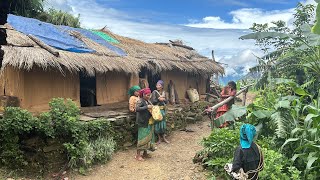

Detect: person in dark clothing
[151, 80, 169, 144]
[135, 88, 155, 161]
[228, 124, 264, 179]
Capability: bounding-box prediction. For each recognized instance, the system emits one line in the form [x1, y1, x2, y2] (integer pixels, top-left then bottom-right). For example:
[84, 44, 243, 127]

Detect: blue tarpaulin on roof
[7, 14, 94, 53]
[59, 26, 127, 56]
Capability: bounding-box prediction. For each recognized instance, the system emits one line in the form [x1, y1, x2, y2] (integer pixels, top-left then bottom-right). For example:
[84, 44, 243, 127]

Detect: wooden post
[243, 90, 247, 106]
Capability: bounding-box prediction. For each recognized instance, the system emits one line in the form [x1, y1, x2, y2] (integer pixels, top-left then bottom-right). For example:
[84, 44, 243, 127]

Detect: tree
[8, 0, 81, 28]
[37, 8, 81, 28]
[241, 3, 316, 88]
[9, 0, 44, 18]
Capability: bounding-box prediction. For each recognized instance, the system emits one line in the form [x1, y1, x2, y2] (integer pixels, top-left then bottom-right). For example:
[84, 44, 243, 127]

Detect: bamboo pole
[209, 84, 253, 111]
[208, 84, 253, 129]
[27, 34, 60, 57]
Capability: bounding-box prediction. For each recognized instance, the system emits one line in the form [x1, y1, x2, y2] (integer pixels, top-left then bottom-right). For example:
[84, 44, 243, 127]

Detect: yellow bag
[152, 105, 163, 121]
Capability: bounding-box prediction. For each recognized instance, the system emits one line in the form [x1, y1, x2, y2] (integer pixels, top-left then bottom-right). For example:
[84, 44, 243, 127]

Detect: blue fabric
[7, 14, 94, 53]
[240, 124, 256, 149]
[59, 26, 127, 56]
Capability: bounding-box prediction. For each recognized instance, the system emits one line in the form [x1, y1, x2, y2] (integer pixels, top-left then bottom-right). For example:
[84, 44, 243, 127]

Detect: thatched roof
[102, 28, 224, 76]
[2, 22, 224, 76]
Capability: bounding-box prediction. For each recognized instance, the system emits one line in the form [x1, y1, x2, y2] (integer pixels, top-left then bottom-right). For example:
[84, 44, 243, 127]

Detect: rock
[123, 142, 133, 147]
[107, 118, 117, 122]
[79, 115, 96, 121]
[114, 119, 125, 126]
[120, 165, 124, 168]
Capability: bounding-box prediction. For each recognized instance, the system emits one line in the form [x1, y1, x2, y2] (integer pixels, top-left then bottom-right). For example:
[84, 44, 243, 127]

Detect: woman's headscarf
[128, 85, 141, 96]
[139, 88, 151, 97]
[157, 80, 164, 87]
[240, 124, 256, 149]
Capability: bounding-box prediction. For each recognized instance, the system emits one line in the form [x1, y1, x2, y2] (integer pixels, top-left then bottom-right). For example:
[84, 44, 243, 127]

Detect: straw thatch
[3, 26, 147, 76]
[101, 28, 224, 76]
[2, 22, 224, 76]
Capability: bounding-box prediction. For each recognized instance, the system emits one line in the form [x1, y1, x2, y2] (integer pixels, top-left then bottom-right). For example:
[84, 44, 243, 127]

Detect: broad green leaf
[239, 32, 295, 40]
[306, 153, 318, 170]
[291, 127, 303, 137]
[252, 110, 272, 119]
[294, 87, 308, 96]
[312, 2, 320, 34]
[275, 100, 291, 109]
[312, 144, 320, 149]
[281, 138, 300, 149]
[281, 95, 299, 102]
[214, 105, 247, 127]
[291, 153, 303, 162]
[304, 114, 319, 127]
[274, 78, 295, 85]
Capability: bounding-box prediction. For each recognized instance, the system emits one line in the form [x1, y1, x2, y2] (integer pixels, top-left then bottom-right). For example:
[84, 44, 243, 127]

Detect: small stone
[120, 165, 124, 168]
[123, 142, 133, 147]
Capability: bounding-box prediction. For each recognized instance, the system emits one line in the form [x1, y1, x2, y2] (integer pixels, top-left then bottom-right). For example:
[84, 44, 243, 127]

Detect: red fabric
[229, 89, 236, 96]
[139, 88, 151, 97]
[215, 104, 229, 118]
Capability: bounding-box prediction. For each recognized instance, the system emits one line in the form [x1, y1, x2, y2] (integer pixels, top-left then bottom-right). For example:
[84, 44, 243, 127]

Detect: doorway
[139, 68, 161, 91]
[80, 71, 97, 107]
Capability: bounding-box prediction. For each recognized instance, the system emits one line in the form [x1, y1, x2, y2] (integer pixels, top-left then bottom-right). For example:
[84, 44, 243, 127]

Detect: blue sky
[45, 0, 315, 82]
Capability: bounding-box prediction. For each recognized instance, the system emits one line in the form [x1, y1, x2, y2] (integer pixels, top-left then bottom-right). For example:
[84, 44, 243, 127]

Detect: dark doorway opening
[139, 68, 161, 91]
[80, 71, 97, 107]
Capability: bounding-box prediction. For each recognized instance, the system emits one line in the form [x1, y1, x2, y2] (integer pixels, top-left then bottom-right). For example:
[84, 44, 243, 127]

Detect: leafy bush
[195, 123, 302, 179]
[259, 148, 301, 180]
[0, 107, 37, 167]
[0, 98, 116, 172]
[194, 124, 241, 178]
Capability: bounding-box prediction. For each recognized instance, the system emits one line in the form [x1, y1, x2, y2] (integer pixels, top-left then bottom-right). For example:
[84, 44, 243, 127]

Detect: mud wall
[161, 71, 207, 100]
[96, 72, 130, 105]
[0, 66, 80, 112]
[23, 67, 80, 112]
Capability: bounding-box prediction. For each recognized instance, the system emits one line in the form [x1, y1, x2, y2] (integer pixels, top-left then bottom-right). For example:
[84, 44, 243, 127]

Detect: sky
[44, 0, 316, 83]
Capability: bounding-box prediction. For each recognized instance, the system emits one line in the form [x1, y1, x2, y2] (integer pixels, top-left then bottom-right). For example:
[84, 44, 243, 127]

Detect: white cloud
[44, 0, 313, 79]
[186, 0, 316, 29]
[218, 49, 263, 77]
[186, 8, 295, 29]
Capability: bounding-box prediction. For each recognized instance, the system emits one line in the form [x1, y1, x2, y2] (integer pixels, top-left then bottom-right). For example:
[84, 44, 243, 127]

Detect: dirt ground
[72, 92, 257, 180]
[0, 92, 256, 180]
[73, 119, 212, 180]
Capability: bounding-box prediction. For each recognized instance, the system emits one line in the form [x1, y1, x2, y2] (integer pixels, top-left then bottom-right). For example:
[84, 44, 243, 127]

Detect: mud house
[0, 14, 224, 113]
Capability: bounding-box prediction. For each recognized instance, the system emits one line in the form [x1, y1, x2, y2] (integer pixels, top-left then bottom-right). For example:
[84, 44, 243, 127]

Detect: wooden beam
[27, 34, 60, 57]
[209, 84, 253, 111]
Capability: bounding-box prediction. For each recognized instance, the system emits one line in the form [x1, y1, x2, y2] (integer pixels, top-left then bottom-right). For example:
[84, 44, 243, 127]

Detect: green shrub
[194, 124, 241, 178]
[0, 107, 37, 167]
[0, 98, 116, 172]
[195, 124, 302, 179]
[260, 148, 301, 180]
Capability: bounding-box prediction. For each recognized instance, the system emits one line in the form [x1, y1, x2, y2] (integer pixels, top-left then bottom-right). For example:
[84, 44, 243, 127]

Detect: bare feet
[163, 137, 170, 144]
[135, 155, 145, 161]
[157, 140, 161, 145]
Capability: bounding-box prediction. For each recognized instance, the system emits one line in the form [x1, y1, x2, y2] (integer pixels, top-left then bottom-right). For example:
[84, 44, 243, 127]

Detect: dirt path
[73, 119, 212, 180]
[72, 92, 257, 180]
